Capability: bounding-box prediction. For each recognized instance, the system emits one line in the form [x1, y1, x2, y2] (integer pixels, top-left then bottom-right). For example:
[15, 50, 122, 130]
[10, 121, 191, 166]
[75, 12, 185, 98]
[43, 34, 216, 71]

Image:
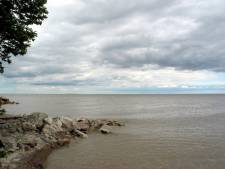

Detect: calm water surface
[2, 94, 225, 169]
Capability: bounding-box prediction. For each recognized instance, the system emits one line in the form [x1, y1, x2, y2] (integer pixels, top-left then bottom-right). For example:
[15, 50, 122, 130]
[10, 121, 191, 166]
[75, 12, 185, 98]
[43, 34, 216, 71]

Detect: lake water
[2, 94, 225, 169]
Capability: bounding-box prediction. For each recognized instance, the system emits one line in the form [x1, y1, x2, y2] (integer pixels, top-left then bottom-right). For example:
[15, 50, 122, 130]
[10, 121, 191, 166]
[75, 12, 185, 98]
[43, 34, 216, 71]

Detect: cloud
[1, 0, 225, 93]
[36, 0, 225, 73]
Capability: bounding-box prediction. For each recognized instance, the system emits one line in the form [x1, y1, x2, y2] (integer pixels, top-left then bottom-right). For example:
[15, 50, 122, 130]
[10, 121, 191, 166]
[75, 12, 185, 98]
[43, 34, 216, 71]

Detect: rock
[114, 121, 125, 126]
[60, 117, 73, 130]
[43, 117, 53, 125]
[72, 129, 88, 138]
[72, 121, 78, 129]
[0, 113, 125, 169]
[0, 122, 21, 133]
[42, 118, 65, 137]
[20, 135, 38, 148]
[0, 97, 11, 105]
[52, 117, 63, 128]
[0, 115, 22, 120]
[57, 138, 71, 146]
[90, 119, 104, 129]
[105, 120, 125, 127]
[0, 96, 18, 106]
[0, 137, 18, 152]
[22, 122, 36, 131]
[76, 118, 91, 133]
[26, 112, 48, 129]
[36, 164, 45, 169]
[42, 124, 63, 137]
[99, 124, 112, 134]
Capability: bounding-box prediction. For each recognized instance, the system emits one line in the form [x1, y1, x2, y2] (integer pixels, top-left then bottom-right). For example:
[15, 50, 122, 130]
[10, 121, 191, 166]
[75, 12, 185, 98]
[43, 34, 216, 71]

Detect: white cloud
[1, 0, 225, 93]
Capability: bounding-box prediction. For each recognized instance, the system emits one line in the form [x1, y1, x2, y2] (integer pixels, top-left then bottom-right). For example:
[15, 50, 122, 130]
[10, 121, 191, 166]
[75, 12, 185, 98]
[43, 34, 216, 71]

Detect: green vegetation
[0, 0, 48, 73]
[0, 108, 6, 115]
[0, 150, 8, 158]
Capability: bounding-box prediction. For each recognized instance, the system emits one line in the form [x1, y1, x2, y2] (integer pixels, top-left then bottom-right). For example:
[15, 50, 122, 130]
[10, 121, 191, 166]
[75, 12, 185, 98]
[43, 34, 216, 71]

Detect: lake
[2, 94, 225, 169]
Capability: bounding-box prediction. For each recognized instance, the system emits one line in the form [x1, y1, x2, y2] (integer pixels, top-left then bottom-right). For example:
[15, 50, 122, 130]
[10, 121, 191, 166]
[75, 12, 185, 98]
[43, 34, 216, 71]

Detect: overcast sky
[1, 0, 225, 93]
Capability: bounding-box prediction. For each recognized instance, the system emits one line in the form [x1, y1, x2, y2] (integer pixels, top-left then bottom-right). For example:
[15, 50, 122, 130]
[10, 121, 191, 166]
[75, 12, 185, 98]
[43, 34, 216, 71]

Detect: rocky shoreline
[0, 112, 125, 169]
[0, 97, 18, 116]
[0, 97, 19, 106]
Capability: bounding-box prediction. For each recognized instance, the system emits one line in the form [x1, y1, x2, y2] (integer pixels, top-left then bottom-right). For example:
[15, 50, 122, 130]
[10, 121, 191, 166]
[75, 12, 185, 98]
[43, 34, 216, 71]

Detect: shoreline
[0, 112, 124, 169]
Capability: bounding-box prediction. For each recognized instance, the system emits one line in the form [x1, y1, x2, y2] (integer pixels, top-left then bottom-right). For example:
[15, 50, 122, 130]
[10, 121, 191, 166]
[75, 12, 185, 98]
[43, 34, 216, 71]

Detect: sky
[1, 0, 225, 94]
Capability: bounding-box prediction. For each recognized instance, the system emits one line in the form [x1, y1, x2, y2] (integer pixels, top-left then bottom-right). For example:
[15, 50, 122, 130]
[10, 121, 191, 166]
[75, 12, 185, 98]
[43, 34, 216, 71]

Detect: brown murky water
[2, 94, 225, 169]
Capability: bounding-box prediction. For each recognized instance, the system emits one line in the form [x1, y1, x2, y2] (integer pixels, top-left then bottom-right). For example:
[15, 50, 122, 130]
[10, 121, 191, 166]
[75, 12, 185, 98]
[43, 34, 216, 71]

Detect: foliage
[0, 150, 8, 158]
[0, 0, 48, 73]
[0, 108, 6, 115]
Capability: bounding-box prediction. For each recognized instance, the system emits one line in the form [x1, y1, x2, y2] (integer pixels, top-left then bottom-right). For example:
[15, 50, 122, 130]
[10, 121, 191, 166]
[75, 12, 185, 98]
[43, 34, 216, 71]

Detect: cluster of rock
[0, 112, 124, 169]
[0, 97, 18, 106]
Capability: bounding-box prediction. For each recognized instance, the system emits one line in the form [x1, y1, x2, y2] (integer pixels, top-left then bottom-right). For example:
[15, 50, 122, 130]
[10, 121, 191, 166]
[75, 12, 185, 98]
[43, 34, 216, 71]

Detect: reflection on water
[2, 94, 225, 169]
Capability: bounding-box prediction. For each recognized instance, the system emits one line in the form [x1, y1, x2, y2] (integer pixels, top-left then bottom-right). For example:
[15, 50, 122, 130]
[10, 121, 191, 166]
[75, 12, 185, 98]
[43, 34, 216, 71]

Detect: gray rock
[22, 135, 37, 147]
[57, 137, 71, 146]
[26, 112, 48, 129]
[105, 120, 125, 127]
[0, 113, 125, 169]
[22, 122, 36, 131]
[0, 97, 15, 105]
[18, 134, 38, 150]
[0, 137, 18, 152]
[42, 118, 64, 137]
[60, 117, 73, 130]
[99, 124, 112, 134]
[43, 117, 53, 125]
[73, 129, 88, 138]
[90, 119, 104, 129]
[52, 117, 63, 128]
[76, 118, 91, 132]
[42, 124, 62, 137]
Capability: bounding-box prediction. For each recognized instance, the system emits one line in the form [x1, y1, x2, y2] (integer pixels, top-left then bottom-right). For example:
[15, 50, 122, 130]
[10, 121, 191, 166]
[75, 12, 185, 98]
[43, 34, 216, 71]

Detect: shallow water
[2, 94, 225, 169]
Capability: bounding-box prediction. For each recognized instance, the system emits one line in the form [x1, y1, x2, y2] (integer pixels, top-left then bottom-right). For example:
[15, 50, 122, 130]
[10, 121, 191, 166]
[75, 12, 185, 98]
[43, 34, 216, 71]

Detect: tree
[0, 0, 48, 73]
